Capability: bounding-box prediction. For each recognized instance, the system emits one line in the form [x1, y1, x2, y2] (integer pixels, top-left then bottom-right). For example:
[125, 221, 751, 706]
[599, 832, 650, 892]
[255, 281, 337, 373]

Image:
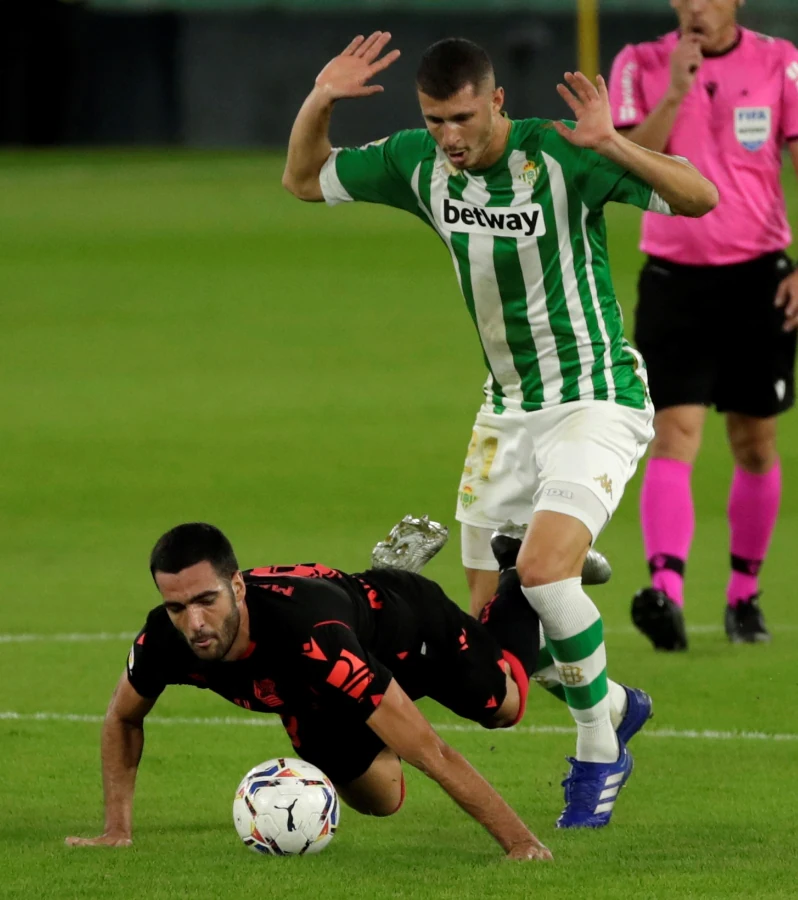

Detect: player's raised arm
[554, 71, 718, 217]
[282, 32, 401, 202]
[366, 680, 552, 861]
[65, 673, 157, 847]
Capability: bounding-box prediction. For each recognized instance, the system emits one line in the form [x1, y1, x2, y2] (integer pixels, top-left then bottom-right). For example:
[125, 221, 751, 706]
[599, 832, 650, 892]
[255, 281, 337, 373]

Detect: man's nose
[187, 606, 206, 631]
[443, 123, 461, 146]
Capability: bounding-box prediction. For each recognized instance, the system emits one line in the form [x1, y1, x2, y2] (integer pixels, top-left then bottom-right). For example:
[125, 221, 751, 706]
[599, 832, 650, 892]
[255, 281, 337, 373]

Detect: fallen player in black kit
[65, 520, 552, 860]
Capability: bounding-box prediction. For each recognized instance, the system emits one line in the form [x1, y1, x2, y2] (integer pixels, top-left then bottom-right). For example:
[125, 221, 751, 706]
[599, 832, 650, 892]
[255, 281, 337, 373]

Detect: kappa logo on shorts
[593, 474, 613, 498]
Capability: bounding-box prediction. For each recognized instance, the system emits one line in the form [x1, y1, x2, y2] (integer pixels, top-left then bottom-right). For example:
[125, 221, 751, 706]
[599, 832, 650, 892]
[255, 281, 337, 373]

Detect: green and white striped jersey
[320, 118, 669, 412]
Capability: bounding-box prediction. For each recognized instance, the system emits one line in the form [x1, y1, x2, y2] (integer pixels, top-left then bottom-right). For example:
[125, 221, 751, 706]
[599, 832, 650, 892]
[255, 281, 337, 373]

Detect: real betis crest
[519, 160, 539, 187]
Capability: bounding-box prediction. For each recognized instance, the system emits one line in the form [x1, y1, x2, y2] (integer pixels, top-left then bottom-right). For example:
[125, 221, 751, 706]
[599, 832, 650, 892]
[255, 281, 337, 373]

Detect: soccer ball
[233, 757, 339, 856]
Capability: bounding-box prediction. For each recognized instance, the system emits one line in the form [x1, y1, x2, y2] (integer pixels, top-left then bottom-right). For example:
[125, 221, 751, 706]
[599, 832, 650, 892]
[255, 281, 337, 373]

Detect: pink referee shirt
[609, 28, 798, 265]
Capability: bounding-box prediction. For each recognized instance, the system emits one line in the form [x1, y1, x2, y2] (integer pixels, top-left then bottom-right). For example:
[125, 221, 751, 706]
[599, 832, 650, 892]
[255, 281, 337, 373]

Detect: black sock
[479, 568, 540, 676]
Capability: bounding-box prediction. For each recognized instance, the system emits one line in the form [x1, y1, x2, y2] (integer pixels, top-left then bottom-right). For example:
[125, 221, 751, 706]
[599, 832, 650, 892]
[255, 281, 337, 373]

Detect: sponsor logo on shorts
[459, 485, 479, 509]
[593, 474, 614, 498]
[734, 107, 771, 151]
[440, 197, 546, 238]
[545, 487, 574, 500]
[775, 380, 786, 401]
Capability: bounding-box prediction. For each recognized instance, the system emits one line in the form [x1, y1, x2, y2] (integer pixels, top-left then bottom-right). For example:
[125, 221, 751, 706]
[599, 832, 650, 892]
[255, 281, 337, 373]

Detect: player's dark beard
[188, 587, 241, 660]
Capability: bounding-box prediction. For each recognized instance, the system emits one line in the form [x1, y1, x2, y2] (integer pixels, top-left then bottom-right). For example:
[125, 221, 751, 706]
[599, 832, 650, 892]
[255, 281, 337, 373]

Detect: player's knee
[729, 434, 778, 474]
[516, 549, 573, 588]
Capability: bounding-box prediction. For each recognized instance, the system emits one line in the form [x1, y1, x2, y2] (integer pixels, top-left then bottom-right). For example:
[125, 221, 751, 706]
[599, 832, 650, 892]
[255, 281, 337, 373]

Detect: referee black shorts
[634, 251, 797, 418]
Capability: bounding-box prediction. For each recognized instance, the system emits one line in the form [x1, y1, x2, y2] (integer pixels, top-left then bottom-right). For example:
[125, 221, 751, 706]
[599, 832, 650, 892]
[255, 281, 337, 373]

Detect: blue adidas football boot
[556, 743, 634, 829]
[616, 685, 653, 745]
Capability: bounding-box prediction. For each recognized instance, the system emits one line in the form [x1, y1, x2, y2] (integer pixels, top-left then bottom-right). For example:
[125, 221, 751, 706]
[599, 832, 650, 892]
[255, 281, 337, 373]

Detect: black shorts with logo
[634, 251, 796, 417]
[289, 569, 513, 786]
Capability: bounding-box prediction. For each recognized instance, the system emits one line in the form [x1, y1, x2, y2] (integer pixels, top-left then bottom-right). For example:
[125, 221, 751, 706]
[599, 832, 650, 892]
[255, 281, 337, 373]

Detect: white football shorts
[455, 399, 654, 550]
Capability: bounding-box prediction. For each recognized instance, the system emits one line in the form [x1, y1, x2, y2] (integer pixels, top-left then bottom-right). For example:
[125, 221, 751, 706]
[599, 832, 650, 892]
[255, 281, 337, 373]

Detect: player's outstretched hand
[775, 269, 798, 332]
[553, 72, 616, 152]
[315, 32, 401, 101]
[505, 839, 553, 861]
[65, 832, 132, 848]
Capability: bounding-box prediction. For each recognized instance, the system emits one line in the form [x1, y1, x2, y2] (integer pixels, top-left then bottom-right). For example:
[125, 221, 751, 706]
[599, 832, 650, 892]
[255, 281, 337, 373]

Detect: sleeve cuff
[319, 149, 353, 206]
[648, 191, 674, 216]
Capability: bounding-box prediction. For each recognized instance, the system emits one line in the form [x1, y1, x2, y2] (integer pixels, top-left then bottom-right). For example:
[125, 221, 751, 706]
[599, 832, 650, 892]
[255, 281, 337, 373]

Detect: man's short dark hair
[416, 38, 494, 100]
[149, 523, 239, 581]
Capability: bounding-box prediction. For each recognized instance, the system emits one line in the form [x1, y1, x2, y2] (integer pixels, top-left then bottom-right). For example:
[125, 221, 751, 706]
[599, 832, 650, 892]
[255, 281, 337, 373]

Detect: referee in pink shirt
[609, 0, 798, 650]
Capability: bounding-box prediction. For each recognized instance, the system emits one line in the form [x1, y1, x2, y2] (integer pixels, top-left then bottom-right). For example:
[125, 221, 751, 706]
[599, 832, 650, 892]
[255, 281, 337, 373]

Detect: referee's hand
[775, 269, 798, 332]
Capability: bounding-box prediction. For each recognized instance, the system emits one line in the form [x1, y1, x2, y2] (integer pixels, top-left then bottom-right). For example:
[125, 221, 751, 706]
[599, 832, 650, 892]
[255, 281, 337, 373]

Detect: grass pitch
[1, 152, 797, 899]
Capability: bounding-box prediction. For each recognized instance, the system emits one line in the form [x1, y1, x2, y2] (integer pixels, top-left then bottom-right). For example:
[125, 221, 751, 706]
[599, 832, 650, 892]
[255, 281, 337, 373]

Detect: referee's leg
[632, 258, 715, 651]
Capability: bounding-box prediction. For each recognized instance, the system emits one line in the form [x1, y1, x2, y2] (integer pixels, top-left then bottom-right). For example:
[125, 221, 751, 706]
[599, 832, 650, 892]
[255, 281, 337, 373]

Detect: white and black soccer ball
[233, 757, 339, 856]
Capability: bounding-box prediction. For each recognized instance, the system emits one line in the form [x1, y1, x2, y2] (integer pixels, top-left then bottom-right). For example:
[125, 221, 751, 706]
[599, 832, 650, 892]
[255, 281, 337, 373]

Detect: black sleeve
[297, 621, 393, 720]
[274, 579, 394, 721]
[126, 624, 169, 699]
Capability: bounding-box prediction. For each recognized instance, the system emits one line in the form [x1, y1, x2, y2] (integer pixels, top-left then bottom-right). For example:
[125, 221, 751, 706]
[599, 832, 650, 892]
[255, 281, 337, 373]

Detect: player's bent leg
[465, 568, 500, 619]
[461, 523, 500, 617]
[634, 404, 705, 650]
[723, 413, 778, 643]
[335, 747, 406, 817]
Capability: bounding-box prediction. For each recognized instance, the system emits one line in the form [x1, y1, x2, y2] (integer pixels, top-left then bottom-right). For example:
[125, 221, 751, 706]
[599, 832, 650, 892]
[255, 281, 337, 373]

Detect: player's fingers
[369, 48, 401, 76]
[556, 83, 581, 114]
[354, 31, 384, 58]
[596, 73, 609, 101]
[551, 120, 576, 142]
[572, 71, 599, 102]
[362, 31, 393, 64]
[341, 35, 365, 56]
[774, 279, 790, 307]
[357, 84, 386, 96]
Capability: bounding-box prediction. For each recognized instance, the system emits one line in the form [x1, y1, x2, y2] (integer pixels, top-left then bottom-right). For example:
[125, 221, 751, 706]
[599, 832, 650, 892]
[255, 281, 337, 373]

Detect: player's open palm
[553, 72, 616, 151]
[315, 31, 401, 101]
[65, 832, 132, 848]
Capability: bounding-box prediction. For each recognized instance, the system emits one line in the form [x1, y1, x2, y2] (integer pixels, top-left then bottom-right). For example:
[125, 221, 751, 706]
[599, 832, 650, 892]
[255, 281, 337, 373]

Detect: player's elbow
[676, 179, 720, 218]
[281, 170, 323, 203]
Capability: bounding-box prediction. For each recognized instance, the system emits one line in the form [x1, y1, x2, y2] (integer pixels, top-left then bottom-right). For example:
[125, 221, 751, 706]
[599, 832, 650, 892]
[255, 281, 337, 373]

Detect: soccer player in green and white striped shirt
[283, 33, 718, 829]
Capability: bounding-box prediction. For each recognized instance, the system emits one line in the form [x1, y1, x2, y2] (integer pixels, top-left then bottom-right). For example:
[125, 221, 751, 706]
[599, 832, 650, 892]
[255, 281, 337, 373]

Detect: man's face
[418, 82, 504, 170]
[156, 561, 245, 661]
[670, 0, 741, 50]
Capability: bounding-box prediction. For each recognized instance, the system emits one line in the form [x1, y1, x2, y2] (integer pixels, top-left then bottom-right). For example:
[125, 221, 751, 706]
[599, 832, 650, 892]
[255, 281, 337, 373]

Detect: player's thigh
[284, 709, 388, 797]
[422, 593, 516, 726]
[634, 257, 717, 410]
[716, 253, 797, 419]
[462, 524, 500, 616]
[533, 401, 654, 542]
[335, 747, 405, 818]
[454, 405, 537, 533]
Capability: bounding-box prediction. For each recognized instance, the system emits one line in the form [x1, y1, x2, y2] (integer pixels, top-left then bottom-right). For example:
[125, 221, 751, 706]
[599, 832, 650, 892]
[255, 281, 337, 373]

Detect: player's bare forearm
[282, 87, 334, 202]
[597, 132, 718, 217]
[367, 680, 551, 860]
[622, 92, 683, 153]
[100, 713, 144, 838]
[66, 674, 154, 847]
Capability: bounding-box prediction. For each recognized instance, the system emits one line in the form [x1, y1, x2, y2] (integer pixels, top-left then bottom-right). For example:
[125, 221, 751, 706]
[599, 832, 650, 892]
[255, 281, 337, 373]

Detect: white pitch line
[2, 624, 796, 643]
[0, 632, 137, 644]
[1, 710, 796, 743]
